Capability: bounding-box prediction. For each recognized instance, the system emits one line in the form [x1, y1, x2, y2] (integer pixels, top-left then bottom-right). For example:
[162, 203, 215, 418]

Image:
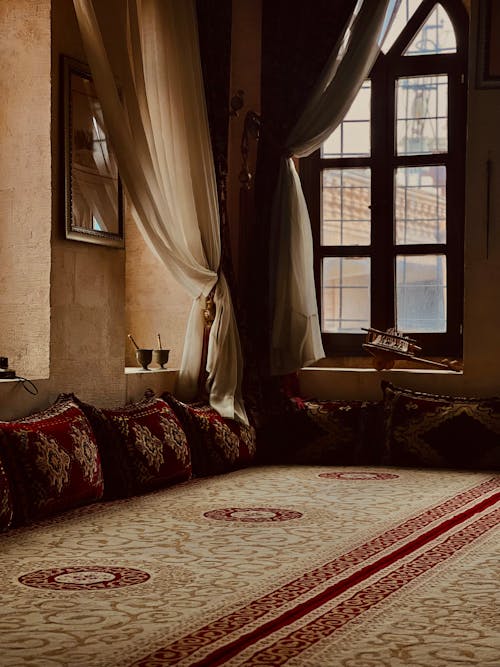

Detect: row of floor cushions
[0, 393, 257, 532]
[1, 382, 499, 532]
[259, 381, 500, 472]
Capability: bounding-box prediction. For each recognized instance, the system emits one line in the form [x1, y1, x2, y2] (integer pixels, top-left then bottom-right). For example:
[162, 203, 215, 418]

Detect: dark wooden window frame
[301, 0, 468, 358]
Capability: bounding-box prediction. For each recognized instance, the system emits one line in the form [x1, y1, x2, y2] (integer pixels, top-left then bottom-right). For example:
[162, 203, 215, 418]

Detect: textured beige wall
[49, 0, 127, 408]
[0, 0, 51, 379]
[124, 209, 192, 370]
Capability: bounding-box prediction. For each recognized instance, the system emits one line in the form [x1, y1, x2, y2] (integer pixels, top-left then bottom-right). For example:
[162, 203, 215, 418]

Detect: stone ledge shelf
[125, 367, 177, 375]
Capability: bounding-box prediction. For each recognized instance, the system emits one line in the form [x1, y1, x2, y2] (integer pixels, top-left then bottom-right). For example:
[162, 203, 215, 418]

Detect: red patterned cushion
[258, 397, 383, 465]
[0, 456, 13, 531]
[62, 395, 192, 498]
[163, 394, 257, 477]
[382, 382, 500, 470]
[0, 400, 104, 525]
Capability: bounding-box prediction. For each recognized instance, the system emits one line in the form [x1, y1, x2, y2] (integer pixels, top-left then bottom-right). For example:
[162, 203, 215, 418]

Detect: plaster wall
[124, 210, 192, 371]
[48, 0, 127, 408]
[0, 0, 51, 379]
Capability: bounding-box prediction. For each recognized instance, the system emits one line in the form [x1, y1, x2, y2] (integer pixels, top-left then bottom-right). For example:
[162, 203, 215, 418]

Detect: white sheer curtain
[73, 0, 247, 423]
[270, 0, 400, 375]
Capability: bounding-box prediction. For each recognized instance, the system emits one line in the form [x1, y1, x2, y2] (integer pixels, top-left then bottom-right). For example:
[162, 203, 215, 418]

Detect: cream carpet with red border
[0, 466, 498, 666]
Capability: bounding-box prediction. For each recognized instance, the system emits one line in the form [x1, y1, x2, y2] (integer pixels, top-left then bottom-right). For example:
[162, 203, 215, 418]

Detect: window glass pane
[322, 257, 370, 333]
[322, 169, 371, 245]
[395, 166, 446, 244]
[404, 4, 457, 55]
[322, 81, 371, 158]
[381, 0, 422, 54]
[396, 75, 447, 155]
[396, 254, 446, 332]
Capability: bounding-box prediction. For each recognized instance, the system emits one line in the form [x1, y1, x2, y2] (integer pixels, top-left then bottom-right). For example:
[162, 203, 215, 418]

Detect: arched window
[301, 0, 468, 358]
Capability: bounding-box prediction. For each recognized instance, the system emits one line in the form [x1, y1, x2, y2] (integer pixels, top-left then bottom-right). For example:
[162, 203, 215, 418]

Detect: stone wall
[0, 0, 51, 379]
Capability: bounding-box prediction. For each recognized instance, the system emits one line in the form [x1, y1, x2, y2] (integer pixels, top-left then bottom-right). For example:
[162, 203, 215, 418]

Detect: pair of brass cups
[135, 349, 170, 370]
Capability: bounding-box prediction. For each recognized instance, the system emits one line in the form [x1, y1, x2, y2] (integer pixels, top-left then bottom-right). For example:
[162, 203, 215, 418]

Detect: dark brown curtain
[196, 0, 234, 285]
[249, 0, 357, 380]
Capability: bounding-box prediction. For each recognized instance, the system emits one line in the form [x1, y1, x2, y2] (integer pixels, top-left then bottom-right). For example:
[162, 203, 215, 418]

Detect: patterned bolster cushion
[0, 399, 104, 526]
[0, 456, 13, 531]
[257, 397, 384, 466]
[382, 381, 500, 470]
[58, 394, 192, 499]
[162, 393, 257, 477]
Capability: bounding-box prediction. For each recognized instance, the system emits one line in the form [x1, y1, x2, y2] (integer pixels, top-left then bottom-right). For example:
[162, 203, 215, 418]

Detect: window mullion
[370, 67, 394, 332]
[445, 65, 466, 353]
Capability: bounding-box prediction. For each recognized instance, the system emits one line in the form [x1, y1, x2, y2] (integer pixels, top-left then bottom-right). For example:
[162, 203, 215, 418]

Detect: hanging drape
[270, 0, 400, 375]
[73, 0, 247, 423]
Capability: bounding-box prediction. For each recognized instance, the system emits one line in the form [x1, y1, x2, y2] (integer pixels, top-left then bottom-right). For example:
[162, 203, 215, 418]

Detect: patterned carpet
[0, 466, 498, 666]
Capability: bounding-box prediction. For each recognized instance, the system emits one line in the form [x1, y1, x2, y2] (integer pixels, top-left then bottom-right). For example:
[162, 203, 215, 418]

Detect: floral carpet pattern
[0, 466, 498, 666]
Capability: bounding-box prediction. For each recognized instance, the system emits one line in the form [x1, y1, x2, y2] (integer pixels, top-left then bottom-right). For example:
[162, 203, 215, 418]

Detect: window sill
[125, 367, 177, 375]
[302, 365, 462, 375]
[308, 356, 463, 373]
[299, 362, 465, 401]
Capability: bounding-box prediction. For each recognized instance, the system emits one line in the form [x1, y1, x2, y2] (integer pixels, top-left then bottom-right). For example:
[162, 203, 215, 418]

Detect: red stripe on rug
[189, 492, 499, 667]
[133, 478, 499, 667]
[240, 507, 500, 666]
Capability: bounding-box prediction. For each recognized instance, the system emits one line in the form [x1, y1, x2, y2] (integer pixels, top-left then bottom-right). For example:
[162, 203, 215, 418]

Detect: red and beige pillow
[163, 393, 257, 477]
[60, 394, 192, 499]
[0, 399, 104, 526]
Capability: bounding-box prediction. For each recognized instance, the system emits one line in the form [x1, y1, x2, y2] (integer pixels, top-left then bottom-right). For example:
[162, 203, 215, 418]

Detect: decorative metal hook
[239, 111, 261, 190]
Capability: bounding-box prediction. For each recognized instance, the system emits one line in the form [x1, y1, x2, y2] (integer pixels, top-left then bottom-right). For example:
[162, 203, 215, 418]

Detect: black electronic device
[0, 357, 16, 379]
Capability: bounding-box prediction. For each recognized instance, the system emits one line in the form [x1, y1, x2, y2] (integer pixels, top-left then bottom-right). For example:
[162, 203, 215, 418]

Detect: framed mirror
[63, 56, 124, 247]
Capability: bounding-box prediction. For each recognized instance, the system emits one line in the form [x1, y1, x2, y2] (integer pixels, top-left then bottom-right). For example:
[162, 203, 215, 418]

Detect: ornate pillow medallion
[0, 400, 104, 525]
[382, 382, 500, 470]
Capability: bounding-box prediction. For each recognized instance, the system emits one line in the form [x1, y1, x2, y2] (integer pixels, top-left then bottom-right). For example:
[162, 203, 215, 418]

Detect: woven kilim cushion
[257, 397, 384, 465]
[382, 381, 500, 470]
